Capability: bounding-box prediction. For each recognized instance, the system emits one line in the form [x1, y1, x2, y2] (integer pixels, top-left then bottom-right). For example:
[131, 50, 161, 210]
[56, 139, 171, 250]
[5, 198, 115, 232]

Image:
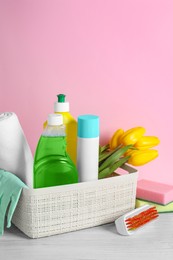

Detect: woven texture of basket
[12, 164, 138, 238]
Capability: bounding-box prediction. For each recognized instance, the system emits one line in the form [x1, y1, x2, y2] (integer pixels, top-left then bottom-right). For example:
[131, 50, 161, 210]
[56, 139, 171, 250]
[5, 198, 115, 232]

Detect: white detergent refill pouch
[0, 112, 33, 187]
[77, 114, 99, 182]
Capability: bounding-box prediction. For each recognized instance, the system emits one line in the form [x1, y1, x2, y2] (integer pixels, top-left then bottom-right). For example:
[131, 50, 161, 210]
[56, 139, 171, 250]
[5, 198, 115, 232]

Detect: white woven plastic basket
[12, 164, 138, 238]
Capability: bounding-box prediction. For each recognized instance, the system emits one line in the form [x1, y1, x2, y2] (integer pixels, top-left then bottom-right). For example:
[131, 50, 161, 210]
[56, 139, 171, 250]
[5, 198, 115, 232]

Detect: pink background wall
[0, 0, 173, 184]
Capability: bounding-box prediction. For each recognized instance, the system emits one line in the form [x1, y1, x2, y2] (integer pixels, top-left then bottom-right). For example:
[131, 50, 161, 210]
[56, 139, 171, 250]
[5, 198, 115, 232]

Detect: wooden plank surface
[0, 213, 173, 260]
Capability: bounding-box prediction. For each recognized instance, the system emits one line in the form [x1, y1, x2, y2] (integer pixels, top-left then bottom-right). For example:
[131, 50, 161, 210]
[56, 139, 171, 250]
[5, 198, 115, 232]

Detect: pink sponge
[137, 179, 173, 205]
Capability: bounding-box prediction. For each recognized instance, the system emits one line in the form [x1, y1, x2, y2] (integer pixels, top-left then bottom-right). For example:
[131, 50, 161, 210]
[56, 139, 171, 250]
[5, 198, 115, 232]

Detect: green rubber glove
[0, 169, 28, 236]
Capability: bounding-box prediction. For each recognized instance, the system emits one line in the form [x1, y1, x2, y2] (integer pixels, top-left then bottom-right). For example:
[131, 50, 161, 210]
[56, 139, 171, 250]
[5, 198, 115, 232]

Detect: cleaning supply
[44, 94, 77, 165]
[0, 112, 33, 188]
[115, 205, 159, 235]
[136, 198, 173, 213]
[77, 114, 99, 182]
[0, 169, 28, 236]
[137, 179, 173, 205]
[34, 114, 78, 188]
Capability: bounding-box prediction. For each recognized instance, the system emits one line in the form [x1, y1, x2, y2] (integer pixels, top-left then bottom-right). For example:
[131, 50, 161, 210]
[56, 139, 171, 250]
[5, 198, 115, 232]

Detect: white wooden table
[0, 213, 173, 260]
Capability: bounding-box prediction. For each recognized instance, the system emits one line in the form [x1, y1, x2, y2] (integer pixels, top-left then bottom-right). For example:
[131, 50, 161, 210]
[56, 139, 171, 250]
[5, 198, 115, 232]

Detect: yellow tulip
[134, 136, 160, 150]
[121, 127, 146, 146]
[127, 149, 158, 166]
[109, 129, 124, 150]
[124, 149, 135, 157]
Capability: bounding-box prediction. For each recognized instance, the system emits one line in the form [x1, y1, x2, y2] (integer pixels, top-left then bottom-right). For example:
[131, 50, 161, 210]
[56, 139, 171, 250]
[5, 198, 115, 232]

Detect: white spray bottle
[77, 114, 99, 182]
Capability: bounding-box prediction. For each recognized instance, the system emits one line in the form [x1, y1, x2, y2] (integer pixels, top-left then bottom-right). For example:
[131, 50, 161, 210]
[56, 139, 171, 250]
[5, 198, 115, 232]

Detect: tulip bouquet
[99, 127, 160, 179]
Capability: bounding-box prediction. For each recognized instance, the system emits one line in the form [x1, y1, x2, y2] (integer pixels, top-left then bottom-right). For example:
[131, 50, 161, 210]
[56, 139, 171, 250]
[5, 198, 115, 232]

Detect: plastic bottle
[34, 114, 78, 188]
[77, 114, 99, 182]
[44, 94, 77, 165]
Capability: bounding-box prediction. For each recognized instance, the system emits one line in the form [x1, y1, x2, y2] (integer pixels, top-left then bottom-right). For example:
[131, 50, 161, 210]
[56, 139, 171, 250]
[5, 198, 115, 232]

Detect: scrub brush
[115, 205, 159, 235]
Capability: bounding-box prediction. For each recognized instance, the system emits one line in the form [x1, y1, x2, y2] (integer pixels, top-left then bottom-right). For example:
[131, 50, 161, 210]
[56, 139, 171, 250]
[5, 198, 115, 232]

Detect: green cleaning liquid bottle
[43, 94, 77, 165]
[34, 114, 78, 188]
